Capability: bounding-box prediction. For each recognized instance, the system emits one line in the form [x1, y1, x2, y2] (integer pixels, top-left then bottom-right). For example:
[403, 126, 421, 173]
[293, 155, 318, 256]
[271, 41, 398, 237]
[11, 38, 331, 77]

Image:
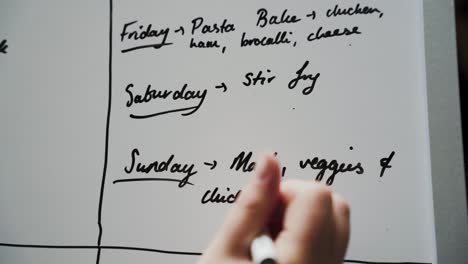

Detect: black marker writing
[121, 42, 173, 53]
[174, 26, 185, 35]
[326, 3, 384, 18]
[0, 242, 428, 263]
[191, 17, 235, 35]
[0, 39, 8, 54]
[126, 83, 207, 118]
[243, 69, 276, 87]
[124, 148, 197, 188]
[215, 82, 227, 92]
[120, 21, 172, 53]
[307, 26, 361, 42]
[241, 31, 292, 47]
[203, 160, 217, 170]
[256, 8, 301, 28]
[300, 156, 364, 185]
[288, 60, 321, 95]
[230, 151, 256, 172]
[190, 38, 220, 49]
[121, 21, 170, 42]
[113, 177, 194, 186]
[379, 151, 395, 177]
[306, 11, 317, 20]
[201, 187, 241, 204]
[126, 83, 170, 107]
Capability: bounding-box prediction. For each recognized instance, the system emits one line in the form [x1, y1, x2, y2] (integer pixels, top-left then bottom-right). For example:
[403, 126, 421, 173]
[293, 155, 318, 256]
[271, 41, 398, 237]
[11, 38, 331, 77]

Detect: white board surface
[0, 1, 437, 263]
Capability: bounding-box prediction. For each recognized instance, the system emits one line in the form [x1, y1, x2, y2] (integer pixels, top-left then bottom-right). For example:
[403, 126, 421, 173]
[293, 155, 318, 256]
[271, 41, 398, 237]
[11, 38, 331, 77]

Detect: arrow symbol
[215, 82, 227, 92]
[203, 160, 217, 170]
[174, 26, 185, 35]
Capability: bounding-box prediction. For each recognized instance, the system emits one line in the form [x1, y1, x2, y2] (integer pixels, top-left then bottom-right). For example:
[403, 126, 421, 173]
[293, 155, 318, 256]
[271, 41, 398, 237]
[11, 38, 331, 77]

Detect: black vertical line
[96, 0, 113, 263]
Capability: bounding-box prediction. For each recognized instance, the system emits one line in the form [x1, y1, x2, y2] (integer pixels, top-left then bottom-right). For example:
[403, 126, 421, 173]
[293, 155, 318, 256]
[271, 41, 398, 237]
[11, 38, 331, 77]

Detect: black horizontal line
[0, 242, 431, 263]
[121, 42, 173, 53]
[130, 106, 198, 119]
[113, 177, 194, 186]
[0, 243, 200, 256]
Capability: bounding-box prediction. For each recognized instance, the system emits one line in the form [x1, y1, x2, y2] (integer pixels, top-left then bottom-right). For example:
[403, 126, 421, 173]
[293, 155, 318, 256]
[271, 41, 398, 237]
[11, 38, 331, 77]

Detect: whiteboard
[0, 0, 465, 263]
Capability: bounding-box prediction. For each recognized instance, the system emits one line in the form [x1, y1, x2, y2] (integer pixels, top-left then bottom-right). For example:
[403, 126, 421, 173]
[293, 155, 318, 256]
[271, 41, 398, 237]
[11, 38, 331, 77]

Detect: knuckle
[305, 183, 333, 205]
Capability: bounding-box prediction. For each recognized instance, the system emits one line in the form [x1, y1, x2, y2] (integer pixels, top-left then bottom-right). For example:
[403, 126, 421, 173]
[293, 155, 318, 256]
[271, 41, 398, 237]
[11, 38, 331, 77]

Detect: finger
[266, 199, 286, 240]
[331, 193, 351, 262]
[216, 154, 281, 254]
[276, 180, 334, 263]
[283, 181, 333, 247]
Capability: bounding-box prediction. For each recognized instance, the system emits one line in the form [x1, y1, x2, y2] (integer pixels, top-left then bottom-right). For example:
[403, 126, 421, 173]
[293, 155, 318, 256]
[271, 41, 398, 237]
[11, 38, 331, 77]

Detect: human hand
[198, 154, 350, 264]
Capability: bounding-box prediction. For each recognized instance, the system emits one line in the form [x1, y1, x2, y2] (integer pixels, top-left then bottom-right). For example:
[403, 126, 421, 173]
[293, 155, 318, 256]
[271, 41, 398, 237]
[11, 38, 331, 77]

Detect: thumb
[216, 154, 281, 255]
